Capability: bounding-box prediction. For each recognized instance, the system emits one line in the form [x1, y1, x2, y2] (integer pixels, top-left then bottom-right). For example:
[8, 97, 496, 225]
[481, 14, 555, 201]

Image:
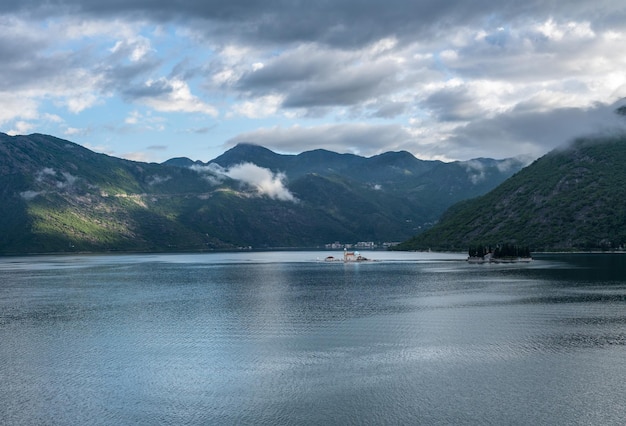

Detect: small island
[467, 243, 532, 263]
[325, 248, 371, 262]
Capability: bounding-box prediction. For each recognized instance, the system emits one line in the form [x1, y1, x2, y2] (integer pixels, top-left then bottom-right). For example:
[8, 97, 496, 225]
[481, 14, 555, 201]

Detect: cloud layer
[2, 1, 626, 161]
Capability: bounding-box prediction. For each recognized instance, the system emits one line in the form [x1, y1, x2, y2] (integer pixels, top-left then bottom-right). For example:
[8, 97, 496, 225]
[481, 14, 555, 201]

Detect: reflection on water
[1, 252, 626, 425]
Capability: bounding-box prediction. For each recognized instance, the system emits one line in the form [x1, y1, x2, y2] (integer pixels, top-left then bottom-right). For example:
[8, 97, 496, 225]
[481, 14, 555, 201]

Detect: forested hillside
[395, 135, 626, 251]
[0, 133, 524, 254]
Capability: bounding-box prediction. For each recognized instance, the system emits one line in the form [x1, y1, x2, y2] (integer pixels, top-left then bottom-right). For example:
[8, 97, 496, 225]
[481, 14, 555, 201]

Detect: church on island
[324, 248, 370, 262]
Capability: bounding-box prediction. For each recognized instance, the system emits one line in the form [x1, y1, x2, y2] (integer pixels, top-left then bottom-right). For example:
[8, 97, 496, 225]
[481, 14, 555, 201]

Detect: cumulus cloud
[225, 163, 296, 202]
[210, 11, 626, 160]
[192, 162, 296, 201]
[0, 96, 38, 127]
[230, 95, 284, 119]
[124, 78, 218, 116]
[7, 120, 35, 135]
[109, 36, 154, 62]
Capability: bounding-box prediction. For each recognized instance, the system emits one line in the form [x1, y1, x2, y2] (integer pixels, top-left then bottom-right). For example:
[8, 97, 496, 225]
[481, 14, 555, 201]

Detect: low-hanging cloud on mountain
[19, 167, 81, 200]
[192, 162, 296, 202]
[226, 163, 296, 202]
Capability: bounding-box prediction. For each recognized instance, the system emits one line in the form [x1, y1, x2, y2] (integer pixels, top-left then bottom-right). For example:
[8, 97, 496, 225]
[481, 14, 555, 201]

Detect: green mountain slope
[208, 143, 526, 223]
[0, 133, 221, 253]
[395, 135, 626, 251]
[0, 133, 524, 254]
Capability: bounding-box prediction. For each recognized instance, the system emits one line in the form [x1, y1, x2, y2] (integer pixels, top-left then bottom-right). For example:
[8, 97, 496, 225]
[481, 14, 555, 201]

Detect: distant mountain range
[0, 133, 524, 254]
[395, 134, 626, 251]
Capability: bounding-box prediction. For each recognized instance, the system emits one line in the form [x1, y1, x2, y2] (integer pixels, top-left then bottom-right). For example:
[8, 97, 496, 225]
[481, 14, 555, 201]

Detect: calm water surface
[1, 251, 626, 425]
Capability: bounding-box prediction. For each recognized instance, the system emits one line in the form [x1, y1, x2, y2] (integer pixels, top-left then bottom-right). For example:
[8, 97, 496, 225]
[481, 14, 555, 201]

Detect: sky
[2, 1, 626, 163]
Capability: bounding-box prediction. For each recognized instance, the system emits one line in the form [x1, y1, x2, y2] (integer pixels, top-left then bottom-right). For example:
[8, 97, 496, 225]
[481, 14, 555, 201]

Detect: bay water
[1, 251, 626, 425]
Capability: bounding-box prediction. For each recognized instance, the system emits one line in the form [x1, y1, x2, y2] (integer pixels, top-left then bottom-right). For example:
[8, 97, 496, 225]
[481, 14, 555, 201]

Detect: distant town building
[325, 241, 400, 249]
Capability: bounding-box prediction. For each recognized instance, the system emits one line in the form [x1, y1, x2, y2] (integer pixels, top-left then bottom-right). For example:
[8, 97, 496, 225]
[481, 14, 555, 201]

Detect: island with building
[324, 248, 371, 262]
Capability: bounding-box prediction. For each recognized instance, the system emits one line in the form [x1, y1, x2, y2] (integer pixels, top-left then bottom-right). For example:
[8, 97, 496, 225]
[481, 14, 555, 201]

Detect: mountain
[162, 157, 204, 168]
[209, 143, 524, 207]
[0, 133, 220, 253]
[394, 135, 626, 251]
[0, 133, 524, 254]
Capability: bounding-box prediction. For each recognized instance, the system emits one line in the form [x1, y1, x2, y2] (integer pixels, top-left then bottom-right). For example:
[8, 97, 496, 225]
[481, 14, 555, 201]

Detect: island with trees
[467, 243, 532, 263]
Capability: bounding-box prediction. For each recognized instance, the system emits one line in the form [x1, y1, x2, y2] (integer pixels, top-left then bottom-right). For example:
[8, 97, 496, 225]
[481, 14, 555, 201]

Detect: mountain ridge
[0, 133, 525, 254]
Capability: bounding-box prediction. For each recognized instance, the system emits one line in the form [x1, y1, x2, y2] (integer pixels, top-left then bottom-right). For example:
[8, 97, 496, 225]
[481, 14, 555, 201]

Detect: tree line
[468, 243, 531, 259]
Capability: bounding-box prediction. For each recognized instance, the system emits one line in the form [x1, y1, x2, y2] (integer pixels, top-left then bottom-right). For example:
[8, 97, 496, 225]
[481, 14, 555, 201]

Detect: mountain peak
[162, 157, 202, 168]
[210, 143, 288, 169]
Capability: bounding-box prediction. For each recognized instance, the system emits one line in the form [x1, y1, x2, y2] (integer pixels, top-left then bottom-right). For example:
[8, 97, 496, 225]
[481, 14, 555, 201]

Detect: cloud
[182, 125, 218, 134]
[124, 110, 166, 131]
[192, 162, 296, 201]
[2, 1, 626, 163]
[146, 175, 171, 185]
[20, 190, 43, 200]
[225, 163, 296, 201]
[29, 167, 80, 192]
[227, 123, 414, 156]
[422, 86, 482, 122]
[229, 41, 404, 111]
[0, 96, 38, 126]
[370, 101, 410, 118]
[443, 100, 626, 159]
[281, 61, 398, 109]
[0, 16, 160, 126]
[147, 144, 167, 151]
[496, 156, 532, 172]
[7, 120, 35, 135]
[124, 78, 218, 116]
[64, 127, 86, 136]
[461, 160, 487, 184]
[122, 151, 158, 162]
[230, 95, 283, 119]
[36, 168, 56, 181]
[226, 99, 626, 161]
[109, 35, 154, 62]
[56, 171, 78, 189]
[190, 163, 227, 185]
[7, 1, 626, 49]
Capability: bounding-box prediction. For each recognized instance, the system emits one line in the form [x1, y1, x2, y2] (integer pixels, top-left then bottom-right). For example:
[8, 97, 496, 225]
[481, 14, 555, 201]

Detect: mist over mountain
[0, 133, 525, 254]
[395, 134, 626, 251]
